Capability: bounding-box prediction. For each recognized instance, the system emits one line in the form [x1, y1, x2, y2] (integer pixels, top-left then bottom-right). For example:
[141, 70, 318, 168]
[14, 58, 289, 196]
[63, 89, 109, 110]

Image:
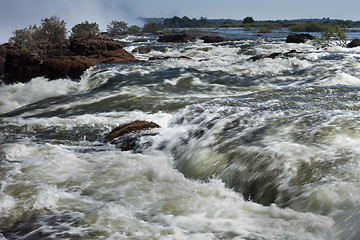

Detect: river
[1, 29, 360, 239]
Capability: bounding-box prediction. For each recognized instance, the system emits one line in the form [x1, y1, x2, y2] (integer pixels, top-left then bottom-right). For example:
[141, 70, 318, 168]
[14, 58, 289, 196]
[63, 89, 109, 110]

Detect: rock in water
[0, 37, 137, 84]
[286, 34, 314, 43]
[105, 120, 160, 151]
[132, 46, 152, 54]
[158, 34, 194, 43]
[200, 36, 225, 43]
[250, 50, 300, 61]
[347, 39, 360, 48]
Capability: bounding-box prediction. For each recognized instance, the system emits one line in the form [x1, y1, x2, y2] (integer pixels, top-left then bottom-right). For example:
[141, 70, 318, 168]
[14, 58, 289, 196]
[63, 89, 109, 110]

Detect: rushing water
[1, 29, 360, 239]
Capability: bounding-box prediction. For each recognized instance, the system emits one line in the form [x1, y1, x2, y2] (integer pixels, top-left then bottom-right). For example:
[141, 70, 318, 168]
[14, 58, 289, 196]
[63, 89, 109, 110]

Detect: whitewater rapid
[1, 29, 360, 239]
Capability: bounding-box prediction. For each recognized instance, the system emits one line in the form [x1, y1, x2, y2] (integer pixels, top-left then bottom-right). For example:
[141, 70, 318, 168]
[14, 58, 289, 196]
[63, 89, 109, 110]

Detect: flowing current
[1, 29, 360, 239]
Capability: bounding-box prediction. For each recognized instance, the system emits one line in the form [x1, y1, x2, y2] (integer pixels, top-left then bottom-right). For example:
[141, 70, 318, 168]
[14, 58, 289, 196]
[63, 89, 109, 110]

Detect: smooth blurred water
[1, 29, 360, 239]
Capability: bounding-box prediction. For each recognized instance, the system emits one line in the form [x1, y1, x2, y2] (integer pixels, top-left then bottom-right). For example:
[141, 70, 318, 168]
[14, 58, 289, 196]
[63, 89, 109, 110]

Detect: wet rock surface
[286, 34, 314, 43]
[105, 120, 160, 151]
[200, 36, 225, 43]
[158, 34, 195, 43]
[347, 39, 360, 48]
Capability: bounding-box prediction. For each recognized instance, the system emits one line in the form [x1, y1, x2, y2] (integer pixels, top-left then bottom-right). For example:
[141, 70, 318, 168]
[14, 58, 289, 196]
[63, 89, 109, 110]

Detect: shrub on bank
[128, 25, 141, 34]
[142, 22, 162, 34]
[71, 21, 100, 38]
[289, 22, 327, 32]
[107, 21, 128, 37]
[314, 24, 347, 47]
[9, 16, 66, 46]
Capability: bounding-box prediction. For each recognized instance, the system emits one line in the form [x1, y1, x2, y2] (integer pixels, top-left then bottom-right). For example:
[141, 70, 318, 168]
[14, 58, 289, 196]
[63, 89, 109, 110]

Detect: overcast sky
[1, 0, 359, 43]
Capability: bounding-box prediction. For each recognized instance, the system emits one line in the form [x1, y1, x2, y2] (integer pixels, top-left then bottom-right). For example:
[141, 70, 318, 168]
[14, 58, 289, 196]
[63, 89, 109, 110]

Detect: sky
[1, 0, 359, 43]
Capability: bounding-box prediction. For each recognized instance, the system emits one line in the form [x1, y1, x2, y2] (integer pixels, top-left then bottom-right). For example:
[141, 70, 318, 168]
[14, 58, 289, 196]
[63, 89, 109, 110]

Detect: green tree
[163, 16, 182, 28]
[28, 24, 43, 43]
[243, 16, 255, 24]
[142, 22, 161, 34]
[9, 28, 32, 45]
[289, 22, 327, 32]
[107, 20, 128, 37]
[314, 24, 347, 47]
[128, 25, 140, 34]
[39, 15, 67, 42]
[71, 21, 100, 38]
[9, 16, 66, 45]
[200, 17, 208, 26]
[223, 19, 234, 25]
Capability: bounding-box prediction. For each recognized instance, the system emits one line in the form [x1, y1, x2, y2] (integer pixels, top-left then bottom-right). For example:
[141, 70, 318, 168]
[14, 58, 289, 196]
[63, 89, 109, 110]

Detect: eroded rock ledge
[0, 37, 138, 84]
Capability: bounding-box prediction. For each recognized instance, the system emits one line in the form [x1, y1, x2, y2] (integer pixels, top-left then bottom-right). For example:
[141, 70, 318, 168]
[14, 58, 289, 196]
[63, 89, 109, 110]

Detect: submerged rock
[347, 39, 360, 48]
[0, 37, 137, 84]
[105, 120, 160, 151]
[286, 34, 314, 43]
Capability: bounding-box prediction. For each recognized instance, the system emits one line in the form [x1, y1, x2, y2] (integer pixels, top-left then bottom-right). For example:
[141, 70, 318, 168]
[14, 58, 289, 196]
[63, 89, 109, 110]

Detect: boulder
[347, 39, 360, 48]
[158, 34, 194, 43]
[286, 34, 314, 43]
[132, 46, 152, 54]
[200, 36, 225, 43]
[105, 120, 160, 151]
[0, 37, 136, 84]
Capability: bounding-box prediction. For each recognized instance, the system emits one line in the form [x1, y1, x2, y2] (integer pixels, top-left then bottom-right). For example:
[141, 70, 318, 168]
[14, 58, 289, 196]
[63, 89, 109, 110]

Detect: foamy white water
[0, 142, 333, 239]
[1, 29, 360, 239]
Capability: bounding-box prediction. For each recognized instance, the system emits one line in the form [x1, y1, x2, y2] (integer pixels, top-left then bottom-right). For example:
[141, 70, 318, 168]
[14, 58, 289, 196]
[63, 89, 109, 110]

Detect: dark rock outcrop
[200, 36, 225, 43]
[286, 34, 314, 44]
[0, 45, 5, 78]
[158, 34, 194, 43]
[0, 37, 137, 84]
[105, 120, 160, 151]
[347, 39, 360, 48]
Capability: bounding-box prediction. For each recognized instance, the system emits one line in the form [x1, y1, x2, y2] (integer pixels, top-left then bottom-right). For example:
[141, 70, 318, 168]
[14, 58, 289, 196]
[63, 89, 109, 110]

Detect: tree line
[147, 16, 254, 28]
[8, 15, 258, 46]
[8, 15, 162, 46]
[146, 16, 360, 29]
[9, 15, 360, 47]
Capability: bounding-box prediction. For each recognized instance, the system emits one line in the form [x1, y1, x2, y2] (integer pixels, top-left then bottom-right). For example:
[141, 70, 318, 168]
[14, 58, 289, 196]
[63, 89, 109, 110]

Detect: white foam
[0, 193, 16, 215]
[0, 142, 333, 239]
[77, 66, 120, 93]
[243, 57, 312, 77]
[319, 71, 360, 86]
[3, 35, 360, 238]
[0, 77, 78, 114]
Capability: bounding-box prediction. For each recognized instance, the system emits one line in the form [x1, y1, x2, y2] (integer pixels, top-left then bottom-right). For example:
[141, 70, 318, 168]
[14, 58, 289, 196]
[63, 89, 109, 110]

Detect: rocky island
[0, 37, 138, 85]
